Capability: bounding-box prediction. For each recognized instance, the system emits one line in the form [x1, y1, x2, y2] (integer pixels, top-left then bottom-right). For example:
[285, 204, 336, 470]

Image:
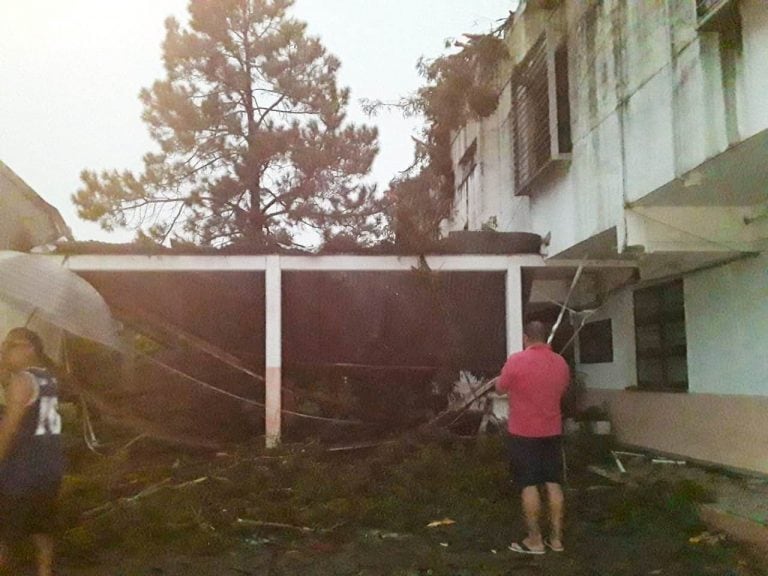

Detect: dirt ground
[5, 433, 766, 576]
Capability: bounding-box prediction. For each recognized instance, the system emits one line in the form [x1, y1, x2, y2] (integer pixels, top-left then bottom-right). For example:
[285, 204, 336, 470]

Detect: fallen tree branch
[326, 440, 398, 453]
[425, 377, 498, 428]
[63, 373, 223, 451]
[81, 476, 209, 521]
[236, 518, 315, 533]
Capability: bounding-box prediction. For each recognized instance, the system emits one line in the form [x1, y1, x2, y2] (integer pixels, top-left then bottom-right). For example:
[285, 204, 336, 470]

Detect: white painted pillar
[505, 265, 524, 357]
[265, 255, 282, 448]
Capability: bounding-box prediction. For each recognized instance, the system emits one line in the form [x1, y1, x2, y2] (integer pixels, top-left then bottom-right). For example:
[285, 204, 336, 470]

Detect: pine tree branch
[158, 202, 186, 244]
[256, 94, 287, 128]
[121, 197, 186, 210]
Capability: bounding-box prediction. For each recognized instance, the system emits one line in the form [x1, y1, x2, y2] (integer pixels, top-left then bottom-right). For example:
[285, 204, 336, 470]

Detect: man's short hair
[524, 321, 550, 343]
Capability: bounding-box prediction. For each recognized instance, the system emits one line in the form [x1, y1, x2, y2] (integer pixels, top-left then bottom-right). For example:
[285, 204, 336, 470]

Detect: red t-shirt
[497, 343, 570, 437]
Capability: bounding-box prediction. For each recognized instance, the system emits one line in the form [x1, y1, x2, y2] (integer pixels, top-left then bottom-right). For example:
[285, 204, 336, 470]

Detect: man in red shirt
[496, 321, 570, 554]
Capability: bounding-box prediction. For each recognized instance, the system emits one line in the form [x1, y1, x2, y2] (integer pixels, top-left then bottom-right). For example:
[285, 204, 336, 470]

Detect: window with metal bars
[511, 35, 571, 194]
[633, 280, 689, 392]
[455, 140, 477, 231]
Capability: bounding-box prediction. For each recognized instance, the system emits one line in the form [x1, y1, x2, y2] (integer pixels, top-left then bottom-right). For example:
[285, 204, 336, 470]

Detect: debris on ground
[652, 458, 687, 466]
[426, 518, 456, 528]
[689, 531, 726, 545]
[35, 431, 766, 576]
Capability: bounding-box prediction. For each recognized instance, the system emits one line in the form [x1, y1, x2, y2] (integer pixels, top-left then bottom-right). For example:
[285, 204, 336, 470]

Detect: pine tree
[74, 0, 383, 248]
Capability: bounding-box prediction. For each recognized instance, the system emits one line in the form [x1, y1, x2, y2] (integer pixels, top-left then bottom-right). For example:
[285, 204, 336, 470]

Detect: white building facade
[444, 0, 768, 474]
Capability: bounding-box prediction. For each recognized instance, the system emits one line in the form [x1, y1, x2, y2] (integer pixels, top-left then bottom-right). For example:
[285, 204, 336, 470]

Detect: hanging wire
[136, 352, 367, 427]
[63, 338, 105, 455]
[80, 396, 103, 455]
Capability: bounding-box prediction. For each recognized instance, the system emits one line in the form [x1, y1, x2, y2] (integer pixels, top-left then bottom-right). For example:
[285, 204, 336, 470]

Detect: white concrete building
[444, 0, 768, 474]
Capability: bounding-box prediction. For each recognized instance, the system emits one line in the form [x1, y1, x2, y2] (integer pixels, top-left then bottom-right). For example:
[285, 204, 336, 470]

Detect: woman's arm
[0, 373, 35, 461]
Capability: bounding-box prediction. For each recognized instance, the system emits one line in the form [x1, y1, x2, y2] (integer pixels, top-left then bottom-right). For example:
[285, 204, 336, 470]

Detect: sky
[0, 0, 515, 243]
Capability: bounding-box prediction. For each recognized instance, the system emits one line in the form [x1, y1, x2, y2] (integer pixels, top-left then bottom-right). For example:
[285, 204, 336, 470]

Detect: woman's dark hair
[7, 327, 56, 371]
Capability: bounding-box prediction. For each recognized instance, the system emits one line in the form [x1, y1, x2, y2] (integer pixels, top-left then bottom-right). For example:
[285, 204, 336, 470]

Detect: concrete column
[265, 255, 282, 448]
[505, 265, 524, 357]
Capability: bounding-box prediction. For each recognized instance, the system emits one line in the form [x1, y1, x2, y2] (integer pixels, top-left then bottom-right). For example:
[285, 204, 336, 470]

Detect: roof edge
[0, 160, 73, 241]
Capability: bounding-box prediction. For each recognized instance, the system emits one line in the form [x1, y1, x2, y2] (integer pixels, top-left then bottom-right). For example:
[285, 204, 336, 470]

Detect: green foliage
[57, 437, 511, 563]
[73, 0, 384, 248]
[607, 480, 714, 535]
[480, 216, 498, 232]
[55, 437, 761, 575]
[386, 27, 510, 249]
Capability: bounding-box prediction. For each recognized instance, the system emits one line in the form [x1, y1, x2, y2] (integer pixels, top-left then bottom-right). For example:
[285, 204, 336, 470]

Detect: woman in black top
[0, 328, 64, 576]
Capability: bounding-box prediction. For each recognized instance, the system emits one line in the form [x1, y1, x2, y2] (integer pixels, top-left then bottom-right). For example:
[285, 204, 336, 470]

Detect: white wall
[589, 387, 768, 474]
[447, 0, 768, 257]
[582, 253, 768, 474]
[576, 286, 637, 391]
[685, 252, 768, 396]
[577, 252, 768, 397]
[444, 85, 533, 234]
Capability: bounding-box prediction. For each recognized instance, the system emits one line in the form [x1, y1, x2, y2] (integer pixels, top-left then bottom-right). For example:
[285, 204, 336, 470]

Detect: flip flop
[544, 538, 564, 552]
[508, 541, 545, 555]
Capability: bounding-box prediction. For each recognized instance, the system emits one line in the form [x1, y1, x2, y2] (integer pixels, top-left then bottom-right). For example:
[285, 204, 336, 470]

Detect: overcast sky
[0, 1, 515, 243]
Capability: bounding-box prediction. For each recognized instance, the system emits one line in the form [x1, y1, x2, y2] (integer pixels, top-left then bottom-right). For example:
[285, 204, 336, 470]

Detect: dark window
[554, 43, 572, 154]
[633, 280, 688, 392]
[456, 140, 477, 231]
[579, 319, 613, 364]
[697, 0, 738, 27]
[697, 1, 742, 143]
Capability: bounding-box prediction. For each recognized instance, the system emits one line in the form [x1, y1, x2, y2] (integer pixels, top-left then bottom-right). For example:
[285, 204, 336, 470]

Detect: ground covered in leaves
[8, 433, 766, 576]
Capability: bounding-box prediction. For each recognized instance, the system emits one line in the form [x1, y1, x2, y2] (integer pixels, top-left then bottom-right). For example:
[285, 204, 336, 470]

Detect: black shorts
[505, 435, 563, 489]
[0, 489, 60, 542]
